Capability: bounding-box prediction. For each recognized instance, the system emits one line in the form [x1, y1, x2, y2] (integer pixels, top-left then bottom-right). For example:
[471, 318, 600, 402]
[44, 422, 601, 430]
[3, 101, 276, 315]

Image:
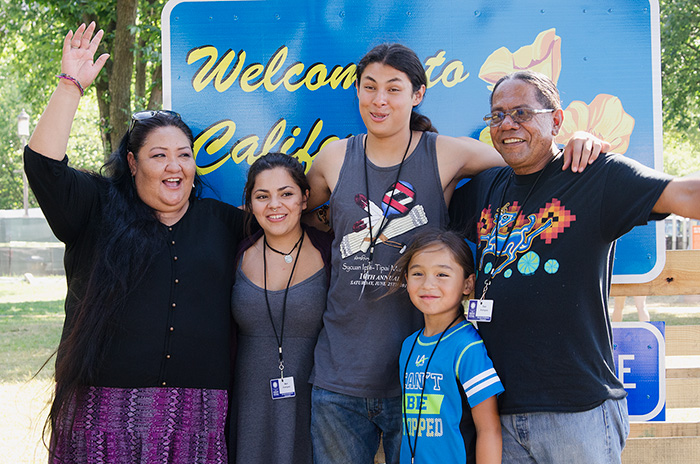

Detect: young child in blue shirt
[394, 229, 503, 463]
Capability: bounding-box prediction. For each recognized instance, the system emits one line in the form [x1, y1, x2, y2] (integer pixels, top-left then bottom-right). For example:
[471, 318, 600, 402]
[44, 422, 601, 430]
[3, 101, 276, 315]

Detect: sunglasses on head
[128, 110, 181, 133]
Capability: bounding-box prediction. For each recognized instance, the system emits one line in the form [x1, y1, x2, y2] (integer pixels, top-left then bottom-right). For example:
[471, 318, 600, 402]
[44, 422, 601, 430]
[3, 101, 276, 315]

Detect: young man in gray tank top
[304, 44, 606, 464]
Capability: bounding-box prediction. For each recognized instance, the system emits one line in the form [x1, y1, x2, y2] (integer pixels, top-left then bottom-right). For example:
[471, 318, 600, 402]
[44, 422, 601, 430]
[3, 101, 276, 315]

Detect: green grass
[0, 300, 63, 382]
[623, 310, 700, 325]
[0, 277, 66, 382]
[0, 300, 64, 316]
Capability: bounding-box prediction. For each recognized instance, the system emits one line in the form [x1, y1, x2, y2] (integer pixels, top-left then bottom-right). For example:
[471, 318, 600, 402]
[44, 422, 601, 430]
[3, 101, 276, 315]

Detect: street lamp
[17, 109, 30, 216]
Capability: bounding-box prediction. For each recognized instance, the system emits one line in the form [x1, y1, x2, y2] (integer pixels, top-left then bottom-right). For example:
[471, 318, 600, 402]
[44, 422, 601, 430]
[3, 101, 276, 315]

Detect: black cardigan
[24, 146, 247, 389]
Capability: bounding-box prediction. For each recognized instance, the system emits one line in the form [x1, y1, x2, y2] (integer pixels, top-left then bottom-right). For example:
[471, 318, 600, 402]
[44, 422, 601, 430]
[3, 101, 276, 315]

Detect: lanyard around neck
[262, 231, 305, 377]
[362, 131, 413, 262]
[402, 313, 462, 464]
[479, 152, 559, 299]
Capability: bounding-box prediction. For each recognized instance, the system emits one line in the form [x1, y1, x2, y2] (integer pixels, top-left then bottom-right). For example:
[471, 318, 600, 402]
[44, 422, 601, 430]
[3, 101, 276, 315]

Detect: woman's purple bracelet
[56, 73, 85, 97]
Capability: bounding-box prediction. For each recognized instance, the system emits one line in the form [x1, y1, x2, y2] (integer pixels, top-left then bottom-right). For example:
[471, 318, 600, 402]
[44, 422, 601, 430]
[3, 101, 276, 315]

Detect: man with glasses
[449, 70, 700, 463]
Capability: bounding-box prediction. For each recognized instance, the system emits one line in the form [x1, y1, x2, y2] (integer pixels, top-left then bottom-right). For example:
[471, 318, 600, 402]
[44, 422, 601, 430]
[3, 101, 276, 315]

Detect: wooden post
[611, 250, 700, 297]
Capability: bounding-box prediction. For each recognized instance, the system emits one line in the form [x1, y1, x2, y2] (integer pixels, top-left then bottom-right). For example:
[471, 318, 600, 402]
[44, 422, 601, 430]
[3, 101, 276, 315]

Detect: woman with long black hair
[25, 22, 246, 463]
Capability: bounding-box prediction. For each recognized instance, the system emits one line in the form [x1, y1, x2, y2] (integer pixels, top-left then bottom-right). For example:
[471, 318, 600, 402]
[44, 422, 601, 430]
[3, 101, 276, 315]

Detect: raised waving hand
[28, 22, 109, 160]
[60, 22, 110, 91]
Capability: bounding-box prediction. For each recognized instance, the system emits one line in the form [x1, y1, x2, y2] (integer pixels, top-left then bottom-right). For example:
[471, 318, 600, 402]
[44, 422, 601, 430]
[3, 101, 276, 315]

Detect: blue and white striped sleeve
[456, 338, 504, 407]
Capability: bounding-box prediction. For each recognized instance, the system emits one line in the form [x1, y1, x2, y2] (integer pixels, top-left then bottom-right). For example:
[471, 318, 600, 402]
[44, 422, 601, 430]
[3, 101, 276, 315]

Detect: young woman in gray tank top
[230, 153, 331, 463]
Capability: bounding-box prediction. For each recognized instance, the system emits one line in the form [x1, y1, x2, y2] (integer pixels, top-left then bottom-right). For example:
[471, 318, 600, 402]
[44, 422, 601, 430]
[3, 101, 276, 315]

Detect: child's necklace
[401, 313, 463, 463]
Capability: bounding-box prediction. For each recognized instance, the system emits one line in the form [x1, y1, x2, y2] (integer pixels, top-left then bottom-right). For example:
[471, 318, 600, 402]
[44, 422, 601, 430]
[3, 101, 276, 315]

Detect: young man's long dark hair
[356, 43, 438, 134]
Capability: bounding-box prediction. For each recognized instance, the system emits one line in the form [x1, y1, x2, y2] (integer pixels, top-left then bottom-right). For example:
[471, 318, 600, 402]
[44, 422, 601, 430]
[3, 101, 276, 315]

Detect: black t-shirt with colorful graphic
[449, 153, 671, 414]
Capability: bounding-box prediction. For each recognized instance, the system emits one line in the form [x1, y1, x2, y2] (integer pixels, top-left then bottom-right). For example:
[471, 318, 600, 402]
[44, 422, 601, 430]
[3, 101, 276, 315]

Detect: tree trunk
[95, 44, 113, 159]
[82, 13, 114, 160]
[96, 79, 111, 160]
[135, 35, 147, 104]
[108, 0, 138, 153]
[147, 62, 163, 110]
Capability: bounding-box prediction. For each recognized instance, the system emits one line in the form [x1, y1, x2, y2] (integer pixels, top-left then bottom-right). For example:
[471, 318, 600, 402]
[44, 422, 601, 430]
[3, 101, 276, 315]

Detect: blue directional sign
[612, 322, 665, 421]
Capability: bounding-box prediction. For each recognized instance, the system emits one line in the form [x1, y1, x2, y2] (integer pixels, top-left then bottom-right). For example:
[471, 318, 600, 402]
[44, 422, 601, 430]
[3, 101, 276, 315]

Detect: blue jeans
[311, 386, 402, 464]
[501, 398, 630, 464]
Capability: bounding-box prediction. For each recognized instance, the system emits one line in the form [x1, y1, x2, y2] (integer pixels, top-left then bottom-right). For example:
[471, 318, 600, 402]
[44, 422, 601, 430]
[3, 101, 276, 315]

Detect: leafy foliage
[660, 0, 700, 132]
[0, 0, 166, 208]
[664, 128, 700, 176]
[659, 0, 700, 175]
[0, 78, 29, 210]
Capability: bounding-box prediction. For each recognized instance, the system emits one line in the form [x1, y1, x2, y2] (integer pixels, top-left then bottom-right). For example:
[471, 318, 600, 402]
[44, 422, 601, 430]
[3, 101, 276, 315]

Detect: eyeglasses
[128, 110, 181, 133]
[483, 108, 555, 127]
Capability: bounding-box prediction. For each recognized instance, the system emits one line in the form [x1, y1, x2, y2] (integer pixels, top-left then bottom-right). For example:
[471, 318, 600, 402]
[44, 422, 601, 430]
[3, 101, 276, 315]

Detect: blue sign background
[612, 321, 666, 421]
[162, 0, 663, 282]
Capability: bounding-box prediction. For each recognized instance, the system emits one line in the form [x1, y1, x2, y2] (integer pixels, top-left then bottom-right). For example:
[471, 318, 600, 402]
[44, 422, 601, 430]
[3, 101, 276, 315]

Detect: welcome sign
[162, 0, 663, 283]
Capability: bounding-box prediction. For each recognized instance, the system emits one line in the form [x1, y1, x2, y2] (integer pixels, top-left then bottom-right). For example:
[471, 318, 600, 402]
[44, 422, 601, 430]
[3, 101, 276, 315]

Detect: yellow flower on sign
[479, 29, 562, 89]
[555, 94, 635, 154]
[478, 126, 493, 146]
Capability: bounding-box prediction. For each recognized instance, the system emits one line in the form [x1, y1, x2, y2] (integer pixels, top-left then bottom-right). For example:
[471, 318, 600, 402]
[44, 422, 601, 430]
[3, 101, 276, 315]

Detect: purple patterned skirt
[51, 386, 228, 464]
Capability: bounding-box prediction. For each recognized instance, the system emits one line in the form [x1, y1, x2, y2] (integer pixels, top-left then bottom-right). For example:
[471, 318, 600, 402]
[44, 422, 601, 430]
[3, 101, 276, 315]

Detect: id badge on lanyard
[465, 163, 549, 325]
[465, 298, 494, 322]
[270, 376, 296, 400]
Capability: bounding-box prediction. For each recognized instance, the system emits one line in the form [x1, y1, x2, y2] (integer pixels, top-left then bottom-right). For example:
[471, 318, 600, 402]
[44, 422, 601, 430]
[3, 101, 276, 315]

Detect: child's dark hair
[388, 228, 475, 295]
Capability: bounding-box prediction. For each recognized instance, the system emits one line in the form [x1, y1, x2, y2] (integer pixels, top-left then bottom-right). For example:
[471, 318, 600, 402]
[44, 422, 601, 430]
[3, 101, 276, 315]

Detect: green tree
[664, 128, 700, 176]
[0, 77, 28, 210]
[660, 0, 700, 175]
[1, 0, 166, 156]
[660, 0, 700, 132]
[0, 0, 166, 208]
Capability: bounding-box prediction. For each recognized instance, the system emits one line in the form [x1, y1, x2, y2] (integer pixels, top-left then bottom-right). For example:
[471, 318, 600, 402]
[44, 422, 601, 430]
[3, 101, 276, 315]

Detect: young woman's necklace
[264, 233, 303, 263]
